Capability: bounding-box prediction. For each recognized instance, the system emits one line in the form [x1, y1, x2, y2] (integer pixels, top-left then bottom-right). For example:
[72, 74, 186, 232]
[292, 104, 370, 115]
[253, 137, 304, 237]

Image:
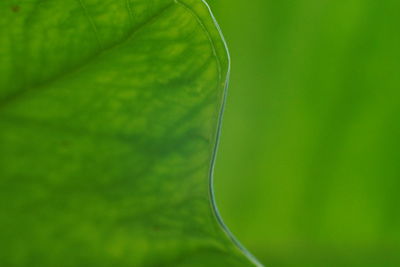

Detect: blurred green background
[208, 0, 400, 266]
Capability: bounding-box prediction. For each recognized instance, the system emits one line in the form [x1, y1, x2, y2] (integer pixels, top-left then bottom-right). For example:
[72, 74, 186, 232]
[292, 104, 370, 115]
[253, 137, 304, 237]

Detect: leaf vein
[76, 0, 104, 49]
[0, 2, 175, 110]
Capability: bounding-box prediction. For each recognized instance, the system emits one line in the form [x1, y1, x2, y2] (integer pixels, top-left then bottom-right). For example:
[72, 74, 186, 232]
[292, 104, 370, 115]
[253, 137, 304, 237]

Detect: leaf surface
[0, 0, 258, 266]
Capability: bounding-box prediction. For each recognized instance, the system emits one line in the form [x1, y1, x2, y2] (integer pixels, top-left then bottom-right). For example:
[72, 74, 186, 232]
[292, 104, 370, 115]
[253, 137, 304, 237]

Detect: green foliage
[212, 1, 400, 266]
[0, 0, 257, 266]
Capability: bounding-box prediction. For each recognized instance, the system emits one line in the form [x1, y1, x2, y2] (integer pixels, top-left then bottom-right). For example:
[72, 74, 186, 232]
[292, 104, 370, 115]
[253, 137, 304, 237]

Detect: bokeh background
[208, 0, 400, 266]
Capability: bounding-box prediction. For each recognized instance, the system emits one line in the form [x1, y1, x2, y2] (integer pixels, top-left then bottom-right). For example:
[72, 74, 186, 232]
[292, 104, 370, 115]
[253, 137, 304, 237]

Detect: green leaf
[0, 0, 260, 266]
